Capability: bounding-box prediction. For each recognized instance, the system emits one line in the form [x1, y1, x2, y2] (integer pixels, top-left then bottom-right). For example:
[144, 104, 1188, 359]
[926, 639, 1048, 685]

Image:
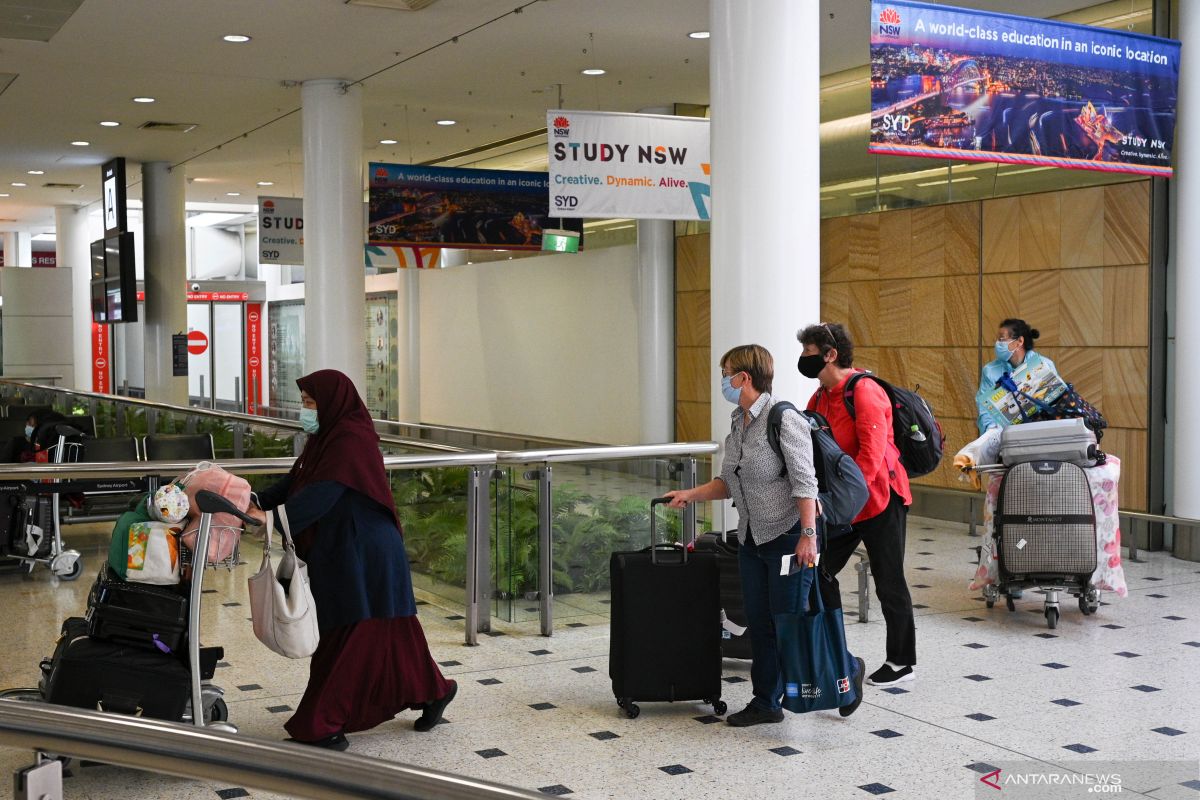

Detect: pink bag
[178, 462, 252, 565]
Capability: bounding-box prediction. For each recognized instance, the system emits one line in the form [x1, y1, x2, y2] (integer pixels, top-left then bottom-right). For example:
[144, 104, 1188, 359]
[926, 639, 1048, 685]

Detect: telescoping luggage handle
[194, 490, 259, 527]
[650, 497, 687, 565]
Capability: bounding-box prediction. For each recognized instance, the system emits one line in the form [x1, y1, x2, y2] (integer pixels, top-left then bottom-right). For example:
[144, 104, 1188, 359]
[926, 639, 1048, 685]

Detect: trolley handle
[649, 497, 686, 565]
[194, 489, 258, 526]
[53, 424, 86, 439]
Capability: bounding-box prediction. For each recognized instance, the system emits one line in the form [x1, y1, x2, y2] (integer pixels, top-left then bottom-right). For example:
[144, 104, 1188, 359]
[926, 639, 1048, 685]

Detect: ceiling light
[27, 170, 44, 175]
[31, 233, 56, 242]
[0, 193, 9, 198]
[581, 68, 606, 76]
[99, 121, 120, 127]
[226, 192, 241, 196]
[222, 34, 252, 43]
[688, 31, 710, 39]
[186, 212, 245, 228]
[915, 176, 979, 187]
[379, 138, 398, 144]
[133, 96, 156, 103]
[436, 119, 456, 126]
[11, 182, 26, 187]
[71, 141, 90, 146]
[256, 181, 274, 187]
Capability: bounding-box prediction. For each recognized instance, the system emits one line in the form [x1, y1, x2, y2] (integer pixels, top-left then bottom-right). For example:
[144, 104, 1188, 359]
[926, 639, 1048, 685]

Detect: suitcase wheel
[1005, 594, 1017, 612]
[711, 699, 727, 716]
[1078, 587, 1100, 616]
[617, 699, 640, 719]
[1045, 606, 1059, 629]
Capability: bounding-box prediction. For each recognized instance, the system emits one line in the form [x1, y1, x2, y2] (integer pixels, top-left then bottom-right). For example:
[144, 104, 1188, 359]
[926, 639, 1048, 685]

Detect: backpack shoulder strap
[767, 401, 799, 476]
[842, 371, 871, 420]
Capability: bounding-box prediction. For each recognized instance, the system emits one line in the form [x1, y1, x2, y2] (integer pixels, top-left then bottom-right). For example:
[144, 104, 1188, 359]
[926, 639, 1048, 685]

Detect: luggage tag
[781, 553, 820, 576]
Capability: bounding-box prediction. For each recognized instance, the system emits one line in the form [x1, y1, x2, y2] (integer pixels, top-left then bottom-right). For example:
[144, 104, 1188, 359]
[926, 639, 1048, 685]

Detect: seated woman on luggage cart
[246, 369, 456, 751]
[664, 344, 864, 727]
[976, 318, 1060, 434]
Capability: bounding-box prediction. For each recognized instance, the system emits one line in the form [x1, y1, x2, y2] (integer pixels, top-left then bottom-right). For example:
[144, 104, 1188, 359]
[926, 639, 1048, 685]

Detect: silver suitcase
[996, 460, 1097, 577]
[1000, 418, 1098, 467]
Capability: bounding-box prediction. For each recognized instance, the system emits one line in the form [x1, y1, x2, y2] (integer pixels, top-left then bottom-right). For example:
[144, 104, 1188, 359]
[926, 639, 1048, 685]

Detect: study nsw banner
[547, 110, 711, 220]
[869, 0, 1180, 176]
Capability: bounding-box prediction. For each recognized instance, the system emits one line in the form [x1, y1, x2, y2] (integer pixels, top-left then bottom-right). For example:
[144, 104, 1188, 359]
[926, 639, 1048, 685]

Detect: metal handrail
[0, 700, 542, 800]
[502, 441, 719, 464]
[0, 379, 468, 454]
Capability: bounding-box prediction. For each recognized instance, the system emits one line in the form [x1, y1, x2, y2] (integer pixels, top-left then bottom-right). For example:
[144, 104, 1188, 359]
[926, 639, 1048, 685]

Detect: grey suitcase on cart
[1000, 419, 1100, 467]
[996, 460, 1097, 577]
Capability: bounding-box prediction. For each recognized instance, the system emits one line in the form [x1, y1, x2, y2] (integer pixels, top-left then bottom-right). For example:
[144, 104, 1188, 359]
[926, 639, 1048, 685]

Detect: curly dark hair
[796, 322, 854, 368]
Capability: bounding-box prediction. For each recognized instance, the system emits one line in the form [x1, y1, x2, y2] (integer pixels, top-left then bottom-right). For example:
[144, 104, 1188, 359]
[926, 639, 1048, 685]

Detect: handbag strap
[804, 564, 826, 613]
[276, 505, 297, 552]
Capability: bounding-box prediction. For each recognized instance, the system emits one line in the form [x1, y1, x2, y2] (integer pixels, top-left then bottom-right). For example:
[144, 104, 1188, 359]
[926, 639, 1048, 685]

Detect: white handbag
[247, 506, 320, 659]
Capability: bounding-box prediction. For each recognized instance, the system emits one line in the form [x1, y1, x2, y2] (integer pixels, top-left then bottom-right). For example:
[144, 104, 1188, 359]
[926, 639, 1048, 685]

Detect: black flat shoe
[414, 679, 458, 732]
[286, 733, 349, 751]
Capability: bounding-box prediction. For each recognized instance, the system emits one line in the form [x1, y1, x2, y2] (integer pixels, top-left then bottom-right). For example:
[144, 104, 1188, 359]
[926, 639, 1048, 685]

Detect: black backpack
[843, 372, 944, 478]
[766, 401, 869, 531]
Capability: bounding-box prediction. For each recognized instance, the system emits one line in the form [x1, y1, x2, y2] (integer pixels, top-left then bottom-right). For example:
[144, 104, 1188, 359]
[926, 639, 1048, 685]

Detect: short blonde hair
[720, 344, 774, 394]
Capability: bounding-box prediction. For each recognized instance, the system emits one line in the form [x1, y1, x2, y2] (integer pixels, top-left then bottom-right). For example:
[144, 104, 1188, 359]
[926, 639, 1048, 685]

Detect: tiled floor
[1, 515, 1198, 799]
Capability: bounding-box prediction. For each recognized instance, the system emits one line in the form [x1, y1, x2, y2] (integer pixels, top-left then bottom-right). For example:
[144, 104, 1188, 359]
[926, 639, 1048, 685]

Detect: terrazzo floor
[0, 515, 1197, 799]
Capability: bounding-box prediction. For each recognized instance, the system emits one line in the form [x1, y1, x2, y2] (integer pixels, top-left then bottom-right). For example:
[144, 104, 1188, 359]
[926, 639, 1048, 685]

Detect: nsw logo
[552, 115, 571, 139]
[836, 676, 851, 694]
[878, 7, 902, 37]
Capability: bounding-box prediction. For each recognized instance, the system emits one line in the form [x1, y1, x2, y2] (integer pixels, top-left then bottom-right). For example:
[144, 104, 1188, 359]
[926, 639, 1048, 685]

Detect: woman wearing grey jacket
[665, 344, 864, 726]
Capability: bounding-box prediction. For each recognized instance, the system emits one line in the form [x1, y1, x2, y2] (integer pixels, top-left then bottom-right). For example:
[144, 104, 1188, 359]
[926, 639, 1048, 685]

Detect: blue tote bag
[774, 568, 859, 714]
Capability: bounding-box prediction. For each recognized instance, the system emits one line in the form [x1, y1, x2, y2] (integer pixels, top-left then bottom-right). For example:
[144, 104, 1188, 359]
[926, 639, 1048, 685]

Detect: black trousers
[822, 492, 917, 667]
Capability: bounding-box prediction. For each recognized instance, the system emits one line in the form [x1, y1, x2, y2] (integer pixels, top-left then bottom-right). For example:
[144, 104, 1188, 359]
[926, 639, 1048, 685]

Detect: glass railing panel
[390, 465, 472, 612]
[490, 466, 539, 623]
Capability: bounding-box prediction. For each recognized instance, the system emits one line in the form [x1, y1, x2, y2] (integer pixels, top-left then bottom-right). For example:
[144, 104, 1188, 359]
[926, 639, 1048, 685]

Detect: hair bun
[1030, 328, 1041, 340]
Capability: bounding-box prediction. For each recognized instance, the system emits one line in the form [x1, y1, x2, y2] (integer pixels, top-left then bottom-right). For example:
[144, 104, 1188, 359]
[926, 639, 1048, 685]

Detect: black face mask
[797, 353, 827, 379]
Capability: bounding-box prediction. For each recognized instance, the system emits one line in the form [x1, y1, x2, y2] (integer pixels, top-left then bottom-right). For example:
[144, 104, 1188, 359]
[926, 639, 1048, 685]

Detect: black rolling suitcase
[609, 498, 725, 719]
[42, 616, 191, 720]
[692, 530, 752, 659]
[87, 565, 188, 653]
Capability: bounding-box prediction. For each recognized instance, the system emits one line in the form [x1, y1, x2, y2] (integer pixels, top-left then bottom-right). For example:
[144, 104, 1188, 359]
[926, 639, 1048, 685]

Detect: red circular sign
[187, 330, 209, 355]
[249, 356, 260, 368]
[95, 358, 107, 369]
[249, 312, 260, 323]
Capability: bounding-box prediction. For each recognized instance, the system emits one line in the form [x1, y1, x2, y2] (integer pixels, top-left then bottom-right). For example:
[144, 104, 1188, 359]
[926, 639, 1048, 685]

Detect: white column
[1173, 4, 1200, 517]
[637, 105, 676, 444]
[2, 231, 32, 267]
[142, 161, 189, 406]
[55, 205, 92, 390]
[710, 0, 821, 526]
[302, 79, 366, 395]
[398, 266, 421, 422]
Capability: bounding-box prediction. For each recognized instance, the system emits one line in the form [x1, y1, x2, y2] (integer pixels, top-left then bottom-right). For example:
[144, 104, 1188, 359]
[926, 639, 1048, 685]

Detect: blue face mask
[994, 339, 1015, 361]
[721, 374, 742, 405]
[24, 425, 34, 438]
[299, 408, 320, 434]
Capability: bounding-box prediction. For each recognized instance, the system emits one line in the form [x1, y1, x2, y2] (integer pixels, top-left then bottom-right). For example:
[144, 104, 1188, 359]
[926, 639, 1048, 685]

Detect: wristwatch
[800, 527, 817, 538]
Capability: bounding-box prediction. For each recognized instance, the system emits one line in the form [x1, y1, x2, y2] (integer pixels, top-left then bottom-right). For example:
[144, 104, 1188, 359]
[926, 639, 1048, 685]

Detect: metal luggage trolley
[974, 463, 1101, 629]
[0, 490, 249, 733]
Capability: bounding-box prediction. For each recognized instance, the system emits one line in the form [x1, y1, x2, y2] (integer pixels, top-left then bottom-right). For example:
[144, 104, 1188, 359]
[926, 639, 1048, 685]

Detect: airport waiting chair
[142, 434, 215, 462]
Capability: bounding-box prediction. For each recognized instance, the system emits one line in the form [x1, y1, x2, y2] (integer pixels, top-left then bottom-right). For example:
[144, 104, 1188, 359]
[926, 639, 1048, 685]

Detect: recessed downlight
[226, 192, 241, 196]
[11, 182, 26, 187]
[581, 68, 606, 76]
[99, 120, 120, 127]
[688, 31, 710, 39]
[71, 141, 90, 146]
[256, 181, 274, 187]
[27, 170, 44, 175]
[222, 34, 252, 43]
[0, 193, 9, 198]
[436, 119, 456, 126]
[379, 138, 398, 144]
[133, 96, 155, 103]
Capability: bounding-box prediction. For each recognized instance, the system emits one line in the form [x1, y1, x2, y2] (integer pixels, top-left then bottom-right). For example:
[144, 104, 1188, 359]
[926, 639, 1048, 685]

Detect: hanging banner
[91, 323, 110, 393]
[869, 1, 1180, 176]
[245, 303, 263, 414]
[365, 244, 442, 270]
[258, 196, 304, 265]
[368, 163, 579, 251]
[546, 110, 711, 220]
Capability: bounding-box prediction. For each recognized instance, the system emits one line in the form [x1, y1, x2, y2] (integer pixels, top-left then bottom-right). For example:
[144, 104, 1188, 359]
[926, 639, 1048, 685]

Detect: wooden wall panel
[848, 214, 881, 281]
[943, 347, 981, 426]
[1019, 192, 1062, 271]
[1017, 271, 1060, 348]
[676, 233, 709, 292]
[944, 276, 978, 347]
[910, 278, 946, 348]
[1104, 266, 1149, 347]
[878, 280, 913, 344]
[1103, 348, 1149, 429]
[1104, 428, 1147, 511]
[676, 347, 709, 405]
[981, 272, 1020, 336]
[1058, 268, 1104, 346]
[878, 209, 912, 280]
[848, 282, 881, 346]
[982, 196, 1021, 273]
[676, 401, 710, 443]
[945, 202, 981, 275]
[910, 206, 946, 277]
[675, 290, 710, 348]
[1060, 186, 1105, 268]
[1103, 181, 1150, 266]
[824, 216, 850, 282]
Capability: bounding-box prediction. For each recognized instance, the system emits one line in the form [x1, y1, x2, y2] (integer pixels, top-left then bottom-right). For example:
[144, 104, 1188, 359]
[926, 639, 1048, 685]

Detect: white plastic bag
[126, 521, 182, 585]
[247, 506, 319, 659]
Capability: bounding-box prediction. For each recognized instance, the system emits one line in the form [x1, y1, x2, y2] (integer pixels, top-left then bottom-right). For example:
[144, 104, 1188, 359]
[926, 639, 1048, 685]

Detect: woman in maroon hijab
[250, 369, 456, 750]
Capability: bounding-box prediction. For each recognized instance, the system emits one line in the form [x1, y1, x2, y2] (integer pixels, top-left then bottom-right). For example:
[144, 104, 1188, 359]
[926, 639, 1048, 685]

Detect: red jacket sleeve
[850, 379, 892, 485]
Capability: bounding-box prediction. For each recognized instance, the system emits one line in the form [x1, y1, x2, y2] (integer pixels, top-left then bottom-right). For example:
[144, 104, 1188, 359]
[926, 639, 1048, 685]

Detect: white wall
[419, 245, 641, 444]
[0, 267, 75, 382]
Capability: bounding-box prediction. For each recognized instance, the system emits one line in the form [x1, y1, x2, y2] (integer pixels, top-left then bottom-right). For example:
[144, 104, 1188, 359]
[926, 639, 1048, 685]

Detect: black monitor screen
[90, 232, 137, 323]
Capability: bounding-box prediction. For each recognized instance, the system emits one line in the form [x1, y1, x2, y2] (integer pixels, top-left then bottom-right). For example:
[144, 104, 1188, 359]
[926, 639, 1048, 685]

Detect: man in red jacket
[798, 323, 917, 687]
